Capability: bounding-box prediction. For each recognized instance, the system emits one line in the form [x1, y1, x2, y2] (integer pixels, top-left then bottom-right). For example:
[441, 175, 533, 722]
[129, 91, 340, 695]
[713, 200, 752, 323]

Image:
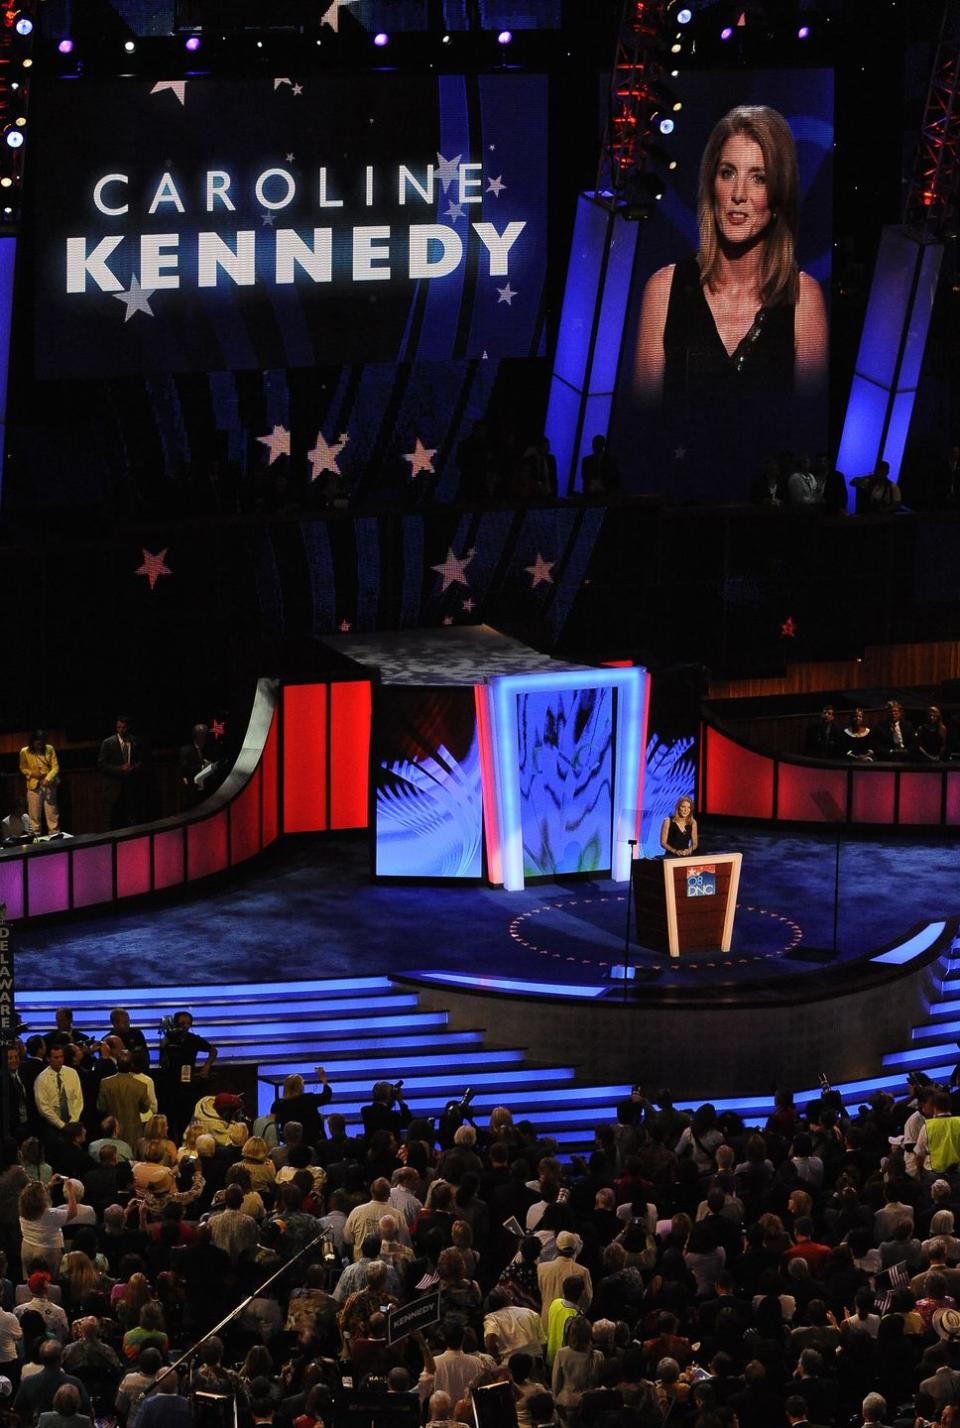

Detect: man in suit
[97, 715, 143, 830]
[178, 723, 217, 810]
[581, 435, 620, 497]
[873, 700, 914, 759]
[785, 1394, 829, 1427]
[13, 1340, 91, 1423]
[857, 1391, 893, 1428]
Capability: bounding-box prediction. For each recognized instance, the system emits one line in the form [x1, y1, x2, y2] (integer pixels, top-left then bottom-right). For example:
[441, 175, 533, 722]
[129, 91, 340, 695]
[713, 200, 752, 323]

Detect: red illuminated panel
[948, 773, 960, 826]
[187, 811, 228, 881]
[27, 851, 69, 917]
[72, 844, 113, 909]
[330, 681, 372, 829]
[262, 711, 279, 846]
[230, 769, 262, 865]
[704, 728, 774, 819]
[851, 770, 895, 824]
[898, 771, 944, 825]
[117, 836, 152, 898]
[153, 829, 185, 890]
[282, 684, 328, 833]
[0, 861, 24, 921]
[777, 764, 847, 822]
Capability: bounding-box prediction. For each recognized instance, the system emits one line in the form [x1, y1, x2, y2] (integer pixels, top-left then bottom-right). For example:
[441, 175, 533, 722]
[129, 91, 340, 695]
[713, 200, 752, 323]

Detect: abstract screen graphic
[484, 666, 646, 892]
[31, 72, 547, 378]
[374, 687, 482, 879]
[517, 686, 614, 878]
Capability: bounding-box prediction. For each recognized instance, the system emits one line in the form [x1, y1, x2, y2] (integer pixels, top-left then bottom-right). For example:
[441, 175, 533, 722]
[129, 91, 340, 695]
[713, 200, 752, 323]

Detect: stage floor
[15, 822, 959, 994]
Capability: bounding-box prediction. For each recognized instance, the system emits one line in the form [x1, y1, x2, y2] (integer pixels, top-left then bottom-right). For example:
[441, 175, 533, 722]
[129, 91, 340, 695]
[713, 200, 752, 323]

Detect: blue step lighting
[17, 977, 393, 1005]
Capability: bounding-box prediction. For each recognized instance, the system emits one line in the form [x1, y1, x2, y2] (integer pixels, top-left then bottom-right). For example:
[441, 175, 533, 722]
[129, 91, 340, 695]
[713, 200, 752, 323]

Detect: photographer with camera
[360, 1081, 411, 1141]
[159, 1011, 217, 1138]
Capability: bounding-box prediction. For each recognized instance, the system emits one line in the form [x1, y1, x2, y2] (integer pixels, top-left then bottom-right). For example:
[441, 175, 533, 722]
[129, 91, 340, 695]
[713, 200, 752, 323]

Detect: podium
[631, 852, 742, 958]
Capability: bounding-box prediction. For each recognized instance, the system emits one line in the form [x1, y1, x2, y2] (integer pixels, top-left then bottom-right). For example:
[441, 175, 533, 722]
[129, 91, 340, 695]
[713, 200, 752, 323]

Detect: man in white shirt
[483, 1287, 545, 1362]
[419, 1322, 488, 1407]
[33, 1046, 84, 1134]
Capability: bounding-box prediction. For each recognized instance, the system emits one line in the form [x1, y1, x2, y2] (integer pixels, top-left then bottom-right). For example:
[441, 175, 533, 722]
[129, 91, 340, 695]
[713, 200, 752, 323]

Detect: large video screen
[609, 69, 833, 504]
[518, 685, 614, 878]
[30, 72, 546, 378]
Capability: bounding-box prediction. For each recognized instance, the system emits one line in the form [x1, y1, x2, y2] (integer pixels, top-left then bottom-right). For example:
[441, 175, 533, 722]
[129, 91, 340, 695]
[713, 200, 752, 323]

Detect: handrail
[144, 1231, 326, 1401]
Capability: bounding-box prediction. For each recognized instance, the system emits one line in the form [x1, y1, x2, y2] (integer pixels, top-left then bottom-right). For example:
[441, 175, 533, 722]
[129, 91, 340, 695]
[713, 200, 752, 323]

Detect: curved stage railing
[0, 676, 372, 922]
[699, 718, 960, 827]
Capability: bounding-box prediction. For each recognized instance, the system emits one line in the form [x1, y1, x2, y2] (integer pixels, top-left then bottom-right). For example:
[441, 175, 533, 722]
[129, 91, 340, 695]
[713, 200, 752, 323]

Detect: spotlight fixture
[57, 37, 73, 53]
[797, 24, 810, 38]
[373, 31, 389, 46]
[4, 129, 23, 148]
[441, 32, 452, 45]
[123, 39, 136, 52]
[497, 30, 512, 45]
[0, 177, 11, 188]
[185, 34, 201, 51]
[14, 15, 31, 35]
[20, 56, 30, 66]
[677, 7, 692, 21]
[720, 25, 733, 39]
[659, 118, 675, 135]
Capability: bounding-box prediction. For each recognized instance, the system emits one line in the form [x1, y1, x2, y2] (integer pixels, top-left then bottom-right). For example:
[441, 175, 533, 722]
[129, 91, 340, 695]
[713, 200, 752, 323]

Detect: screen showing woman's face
[713, 133, 770, 246]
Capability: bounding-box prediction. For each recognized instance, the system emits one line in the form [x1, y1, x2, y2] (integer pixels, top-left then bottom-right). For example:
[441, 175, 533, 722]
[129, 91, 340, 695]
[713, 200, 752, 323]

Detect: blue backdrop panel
[517, 685, 614, 878]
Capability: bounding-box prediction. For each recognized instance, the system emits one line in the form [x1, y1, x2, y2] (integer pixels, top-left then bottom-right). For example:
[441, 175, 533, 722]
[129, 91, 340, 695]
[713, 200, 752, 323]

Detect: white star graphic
[496, 283, 517, 306]
[482, 350, 489, 360]
[273, 77, 292, 90]
[403, 438, 437, 478]
[257, 425, 291, 465]
[150, 80, 187, 105]
[525, 553, 555, 588]
[431, 547, 476, 592]
[292, 82, 304, 96]
[307, 430, 349, 481]
[135, 548, 171, 591]
[261, 212, 275, 226]
[338, 618, 352, 633]
[435, 152, 462, 193]
[462, 598, 475, 613]
[674, 445, 687, 461]
[112, 276, 156, 323]
[321, 0, 358, 33]
[285, 152, 296, 163]
[486, 175, 507, 197]
[444, 201, 465, 221]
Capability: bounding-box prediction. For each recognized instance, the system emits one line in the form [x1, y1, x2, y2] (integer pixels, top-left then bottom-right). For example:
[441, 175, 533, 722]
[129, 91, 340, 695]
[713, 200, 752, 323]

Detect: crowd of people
[803, 702, 959, 763]
[7, 1006, 960, 1426]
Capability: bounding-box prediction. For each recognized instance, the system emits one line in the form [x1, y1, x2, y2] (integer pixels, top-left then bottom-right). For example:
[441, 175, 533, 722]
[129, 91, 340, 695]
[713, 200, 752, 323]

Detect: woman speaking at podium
[660, 797, 698, 858]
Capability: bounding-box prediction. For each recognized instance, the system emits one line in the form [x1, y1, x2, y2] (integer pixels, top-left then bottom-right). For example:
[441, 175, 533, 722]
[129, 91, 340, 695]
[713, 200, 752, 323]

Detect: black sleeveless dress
[665, 818, 692, 854]
[658, 256, 796, 501]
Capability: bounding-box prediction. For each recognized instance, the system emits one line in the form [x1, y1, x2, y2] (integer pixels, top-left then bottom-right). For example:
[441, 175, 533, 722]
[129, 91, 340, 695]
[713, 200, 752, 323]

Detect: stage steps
[15, 979, 631, 1158]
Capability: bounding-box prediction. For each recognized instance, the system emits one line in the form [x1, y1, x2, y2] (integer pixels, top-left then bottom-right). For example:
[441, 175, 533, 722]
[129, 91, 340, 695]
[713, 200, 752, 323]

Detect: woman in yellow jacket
[18, 729, 60, 834]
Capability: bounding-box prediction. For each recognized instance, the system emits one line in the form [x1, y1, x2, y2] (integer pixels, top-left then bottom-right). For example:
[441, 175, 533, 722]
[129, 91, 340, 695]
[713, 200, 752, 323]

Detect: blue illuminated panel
[416, 971, 607, 998]
[518, 685, 613, 878]
[871, 920, 946, 964]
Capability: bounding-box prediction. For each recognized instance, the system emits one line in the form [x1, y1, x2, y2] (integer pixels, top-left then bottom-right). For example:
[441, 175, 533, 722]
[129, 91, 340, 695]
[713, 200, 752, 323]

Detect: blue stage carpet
[14, 823, 958, 991]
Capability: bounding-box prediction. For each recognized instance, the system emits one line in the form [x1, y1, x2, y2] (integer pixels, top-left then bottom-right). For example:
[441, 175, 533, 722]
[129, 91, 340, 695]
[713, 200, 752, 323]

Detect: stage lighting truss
[903, 0, 960, 239]
[598, 0, 679, 210]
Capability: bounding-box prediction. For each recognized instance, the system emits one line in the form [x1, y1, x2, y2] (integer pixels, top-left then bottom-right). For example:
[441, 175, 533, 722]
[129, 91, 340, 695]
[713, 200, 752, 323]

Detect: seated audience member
[916, 705, 949, 763]
[804, 705, 845, 758]
[842, 708, 874, 761]
[852, 459, 902, 513]
[873, 699, 914, 759]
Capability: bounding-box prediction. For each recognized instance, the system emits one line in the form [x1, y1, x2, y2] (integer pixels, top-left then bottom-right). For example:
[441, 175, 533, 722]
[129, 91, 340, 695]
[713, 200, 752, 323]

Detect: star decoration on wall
[674, 445, 687, 461]
[462, 598, 475, 613]
[308, 430, 349, 481]
[273, 77, 292, 90]
[403, 438, 437, 478]
[135, 549, 172, 591]
[444, 201, 465, 222]
[150, 80, 187, 106]
[525, 553, 555, 588]
[211, 719, 226, 738]
[436, 153, 462, 193]
[321, 0, 358, 33]
[257, 425, 290, 465]
[113, 276, 156, 322]
[486, 175, 507, 197]
[431, 547, 476, 591]
[496, 283, 517, 306]
[338, 618, 352, 632]
[285, 152, 296, 163]
[780, 615, 797, 638]
[261, 212, 275, 227]
[292, 82, 304, 96]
